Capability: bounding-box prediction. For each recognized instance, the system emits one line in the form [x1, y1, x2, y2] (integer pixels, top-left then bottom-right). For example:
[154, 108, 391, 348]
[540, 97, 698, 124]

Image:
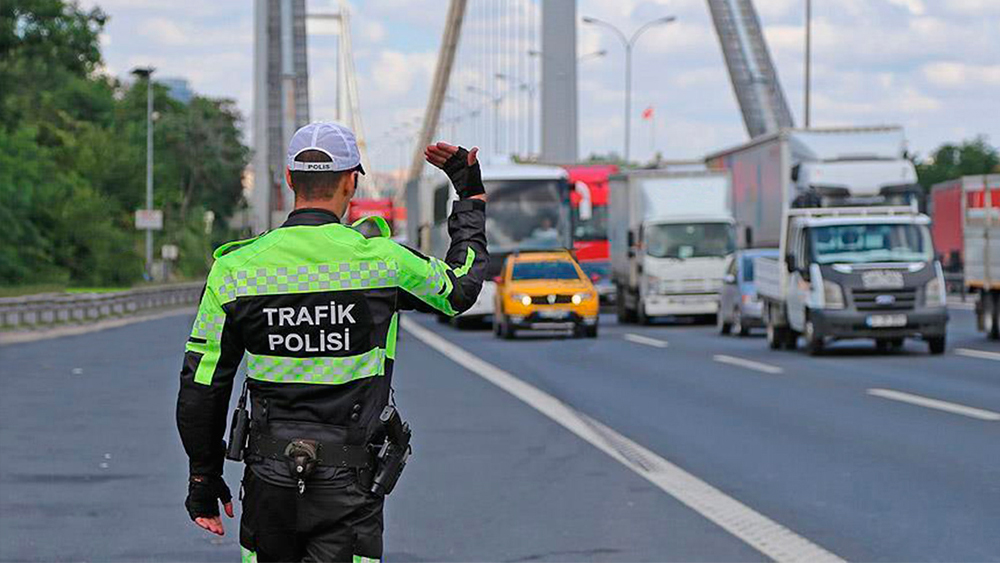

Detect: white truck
[706, 126, 949, 354]
[609, 169, 735, 324]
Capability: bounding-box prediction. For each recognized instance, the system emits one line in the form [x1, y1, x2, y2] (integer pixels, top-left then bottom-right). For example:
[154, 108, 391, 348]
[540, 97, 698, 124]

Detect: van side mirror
[724, 274, 737, 284]
[785, 254, 797, 273]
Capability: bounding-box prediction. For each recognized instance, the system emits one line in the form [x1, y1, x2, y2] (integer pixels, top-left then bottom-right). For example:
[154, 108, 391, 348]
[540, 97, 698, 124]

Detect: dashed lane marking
[402, 316, 844, 563]
[623, 333, 669, 348]
[713, 354, 784, 375]
[867, 388, 1000, 421]
[955, 348, 1000, 362]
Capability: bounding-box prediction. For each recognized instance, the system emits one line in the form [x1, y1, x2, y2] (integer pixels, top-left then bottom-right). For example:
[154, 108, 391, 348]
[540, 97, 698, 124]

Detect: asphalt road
[1, 306, 998, 561]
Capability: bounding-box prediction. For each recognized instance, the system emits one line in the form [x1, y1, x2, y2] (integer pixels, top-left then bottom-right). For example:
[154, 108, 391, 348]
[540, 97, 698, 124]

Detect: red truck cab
[347, 198, 395, 237]
[565, 164, 619, 302]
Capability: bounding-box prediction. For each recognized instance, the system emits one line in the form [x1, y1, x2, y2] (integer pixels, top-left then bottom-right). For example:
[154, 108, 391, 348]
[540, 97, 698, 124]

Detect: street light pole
[131, 66, 155, 279]
[583, 16, 676, 163]
[804, 0, 812, 127]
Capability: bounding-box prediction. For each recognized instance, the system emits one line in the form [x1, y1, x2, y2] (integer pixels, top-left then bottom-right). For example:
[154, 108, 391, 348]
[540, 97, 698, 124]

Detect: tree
[916, 136, 1000, 191]
[0, 0, 250, 288]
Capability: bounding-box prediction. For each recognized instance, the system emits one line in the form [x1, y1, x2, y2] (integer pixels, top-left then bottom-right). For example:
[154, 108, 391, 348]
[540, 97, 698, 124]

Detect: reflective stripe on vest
[247, 348, 386, 385]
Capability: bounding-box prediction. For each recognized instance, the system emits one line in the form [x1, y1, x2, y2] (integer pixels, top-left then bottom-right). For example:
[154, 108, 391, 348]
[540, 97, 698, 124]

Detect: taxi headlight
[511, 293, 532, 307]
[822, 280, 845, 310]
[572, 292, 595, 305]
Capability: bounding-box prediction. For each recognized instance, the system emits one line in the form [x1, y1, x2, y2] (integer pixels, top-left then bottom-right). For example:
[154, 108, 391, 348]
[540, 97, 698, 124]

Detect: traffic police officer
[176, 122, 488, 562]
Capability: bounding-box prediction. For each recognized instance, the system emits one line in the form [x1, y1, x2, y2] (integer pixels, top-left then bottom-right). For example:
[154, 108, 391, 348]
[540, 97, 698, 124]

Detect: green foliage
[0, 0, 249, 288]
[916, 136, 1000, 190]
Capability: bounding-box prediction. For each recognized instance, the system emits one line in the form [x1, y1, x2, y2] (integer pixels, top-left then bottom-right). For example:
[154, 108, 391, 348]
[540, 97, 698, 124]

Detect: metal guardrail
[0, 282, 204, 330]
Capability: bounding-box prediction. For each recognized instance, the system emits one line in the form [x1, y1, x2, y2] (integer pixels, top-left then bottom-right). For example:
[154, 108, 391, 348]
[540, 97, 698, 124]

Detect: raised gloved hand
[424, 142, 484, 199]
[185, 474, 234, 536]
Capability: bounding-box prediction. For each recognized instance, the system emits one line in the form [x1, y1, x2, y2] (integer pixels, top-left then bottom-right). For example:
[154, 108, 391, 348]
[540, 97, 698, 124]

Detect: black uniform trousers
[240, 466, 384, 562]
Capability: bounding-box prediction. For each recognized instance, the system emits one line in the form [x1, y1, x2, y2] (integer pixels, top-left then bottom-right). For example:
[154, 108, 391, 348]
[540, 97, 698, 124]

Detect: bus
[432, 162, 571, 323]
[565, 164, 618, 302]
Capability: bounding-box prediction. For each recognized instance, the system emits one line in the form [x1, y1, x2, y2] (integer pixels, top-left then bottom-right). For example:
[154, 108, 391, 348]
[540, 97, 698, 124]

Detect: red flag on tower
[641, 106, 654, 120]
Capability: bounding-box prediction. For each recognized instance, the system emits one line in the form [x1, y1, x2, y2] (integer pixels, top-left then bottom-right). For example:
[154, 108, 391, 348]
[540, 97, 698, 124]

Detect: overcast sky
[84, 0, 1000, 172]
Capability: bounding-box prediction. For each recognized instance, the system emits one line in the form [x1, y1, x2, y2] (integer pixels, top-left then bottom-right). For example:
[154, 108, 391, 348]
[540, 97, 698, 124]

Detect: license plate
[538, 309, 570, 319]
[867, 314, 907, 328]
[862, 270, 904, 289]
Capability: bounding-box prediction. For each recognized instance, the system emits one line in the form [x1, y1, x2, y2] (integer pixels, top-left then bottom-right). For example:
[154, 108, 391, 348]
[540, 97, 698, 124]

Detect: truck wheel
[803, 320, 823, 355]
[733, 309, 750, 337]
[616, 287, 635, 324]
[990, 292, 1000, 340]
[784, 329, 800, 351]
[927, 336, 946, 355]
[585, 325, 599, 338]
[718, 310, 732, 335]
[766, 318, 781, 350]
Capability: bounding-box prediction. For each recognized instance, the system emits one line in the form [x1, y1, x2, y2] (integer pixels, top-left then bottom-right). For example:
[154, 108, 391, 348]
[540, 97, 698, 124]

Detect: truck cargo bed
[755, 256, 782, 301]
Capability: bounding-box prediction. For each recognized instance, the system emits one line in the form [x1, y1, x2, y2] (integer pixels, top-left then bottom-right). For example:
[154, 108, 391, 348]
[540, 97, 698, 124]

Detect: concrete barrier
[0, 282, 204, 329]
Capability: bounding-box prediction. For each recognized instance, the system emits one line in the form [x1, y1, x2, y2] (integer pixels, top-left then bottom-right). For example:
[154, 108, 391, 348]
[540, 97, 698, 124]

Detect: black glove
[442, 147, 485, 199]
[185, 475, 232, 520]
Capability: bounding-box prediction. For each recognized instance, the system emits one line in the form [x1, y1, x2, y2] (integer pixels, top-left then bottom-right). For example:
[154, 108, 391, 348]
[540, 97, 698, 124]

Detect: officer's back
[177, 122, 488, 562]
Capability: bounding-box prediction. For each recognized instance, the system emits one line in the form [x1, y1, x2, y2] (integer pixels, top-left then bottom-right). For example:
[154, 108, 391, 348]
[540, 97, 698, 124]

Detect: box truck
[931, 174, 1000, 339]
[707, 126, 948, 354]
[609, 170, 735, 323]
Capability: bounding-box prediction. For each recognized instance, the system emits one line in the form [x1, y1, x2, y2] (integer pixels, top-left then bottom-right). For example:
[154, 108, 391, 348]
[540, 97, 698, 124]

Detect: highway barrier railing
[0, 282, 204, 330]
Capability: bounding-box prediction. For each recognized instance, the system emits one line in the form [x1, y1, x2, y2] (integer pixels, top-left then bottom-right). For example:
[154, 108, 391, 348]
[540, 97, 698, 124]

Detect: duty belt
[248, 432, 373, 469]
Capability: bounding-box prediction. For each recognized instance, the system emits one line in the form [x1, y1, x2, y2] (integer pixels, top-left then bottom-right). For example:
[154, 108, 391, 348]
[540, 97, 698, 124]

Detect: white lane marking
[623, 333, 669, 348]
[713, 354, 784, 375]
[955, 348, 1000, 362]
[867, 388, 1000, 421]
[402, 316, 843, 562]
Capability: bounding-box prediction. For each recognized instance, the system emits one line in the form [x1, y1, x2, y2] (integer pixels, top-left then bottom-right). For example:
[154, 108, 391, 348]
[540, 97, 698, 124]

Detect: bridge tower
[706, 0, 795, 138]
[252, 0, 311, 232]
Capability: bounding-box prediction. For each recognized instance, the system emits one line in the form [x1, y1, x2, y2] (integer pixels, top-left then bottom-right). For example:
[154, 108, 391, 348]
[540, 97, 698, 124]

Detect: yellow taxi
[493, 250, 600, 339]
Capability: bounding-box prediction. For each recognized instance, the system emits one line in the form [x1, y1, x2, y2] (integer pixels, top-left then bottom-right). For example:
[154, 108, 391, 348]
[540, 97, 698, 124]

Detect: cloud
[368, 50, 436, 97]
[886, 0, 927, 15]
[137, 17, 188, 46]
[922, 62, 1000, 89]
[81, 0, 999, 168]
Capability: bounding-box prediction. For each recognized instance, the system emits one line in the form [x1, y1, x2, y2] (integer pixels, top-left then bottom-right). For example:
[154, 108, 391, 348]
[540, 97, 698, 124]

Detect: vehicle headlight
[572, 292, 595, 305]
[822, 280, 845, 310]
[924, 275, 945, 307]
[511, 293, 532, 307]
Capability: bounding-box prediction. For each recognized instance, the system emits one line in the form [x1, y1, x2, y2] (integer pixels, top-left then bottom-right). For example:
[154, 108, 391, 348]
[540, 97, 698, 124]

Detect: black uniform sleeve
[176, 280, 245, 477]
[395, 198, 489, 316]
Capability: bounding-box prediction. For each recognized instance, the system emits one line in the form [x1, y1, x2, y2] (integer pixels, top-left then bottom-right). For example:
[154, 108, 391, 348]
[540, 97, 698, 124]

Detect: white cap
[286, 122, 365, 174]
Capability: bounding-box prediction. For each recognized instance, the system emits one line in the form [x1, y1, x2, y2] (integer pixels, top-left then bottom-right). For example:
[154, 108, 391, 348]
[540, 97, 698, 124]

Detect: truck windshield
[511, 261, 581, 281]
[809, 223, 932, 264]
[485, 179, 569, 253]
[572, 205, 608, 242]
[644, 223, 735, 259]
